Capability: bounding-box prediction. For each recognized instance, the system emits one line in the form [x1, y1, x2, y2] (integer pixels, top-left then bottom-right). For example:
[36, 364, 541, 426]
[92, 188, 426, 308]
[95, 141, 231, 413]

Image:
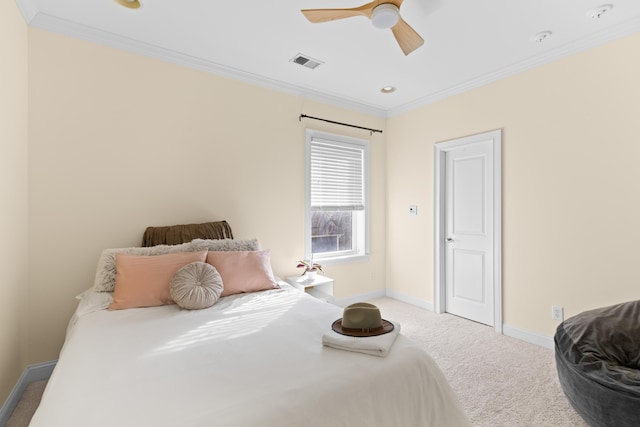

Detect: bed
[30, 222, 469, 427]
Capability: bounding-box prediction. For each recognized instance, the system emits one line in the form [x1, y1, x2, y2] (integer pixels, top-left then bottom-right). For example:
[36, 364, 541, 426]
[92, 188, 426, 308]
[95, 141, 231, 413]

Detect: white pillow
[75, 288, 113, 316]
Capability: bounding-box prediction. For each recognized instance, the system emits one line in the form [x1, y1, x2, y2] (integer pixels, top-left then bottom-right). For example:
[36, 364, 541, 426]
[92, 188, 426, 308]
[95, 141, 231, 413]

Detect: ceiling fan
[301, 0, 424, 56]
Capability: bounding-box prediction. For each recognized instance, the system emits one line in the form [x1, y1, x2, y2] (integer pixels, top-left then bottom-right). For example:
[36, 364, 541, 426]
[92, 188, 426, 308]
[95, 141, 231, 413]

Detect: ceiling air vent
[290, 53, 323, 70]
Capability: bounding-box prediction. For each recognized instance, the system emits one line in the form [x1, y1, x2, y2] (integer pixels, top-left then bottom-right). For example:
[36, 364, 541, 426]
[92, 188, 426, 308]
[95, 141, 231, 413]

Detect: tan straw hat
[332, 302, 394, 337]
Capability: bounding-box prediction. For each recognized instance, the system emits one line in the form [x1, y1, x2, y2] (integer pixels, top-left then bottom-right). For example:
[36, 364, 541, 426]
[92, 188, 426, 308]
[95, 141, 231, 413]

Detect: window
[305, 130, 369, 262]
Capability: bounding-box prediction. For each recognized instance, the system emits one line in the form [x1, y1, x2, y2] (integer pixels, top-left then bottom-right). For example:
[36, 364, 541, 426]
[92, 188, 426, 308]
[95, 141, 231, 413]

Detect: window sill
[314, 254, 370, 266]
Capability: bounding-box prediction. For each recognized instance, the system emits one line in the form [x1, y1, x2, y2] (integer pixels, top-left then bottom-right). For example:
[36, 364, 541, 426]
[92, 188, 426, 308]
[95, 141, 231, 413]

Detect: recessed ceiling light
[380, 86, 396, 94]
[589, 4, 613, 19]
[532, 31, 552, 43]
[114, 0, 141, 9]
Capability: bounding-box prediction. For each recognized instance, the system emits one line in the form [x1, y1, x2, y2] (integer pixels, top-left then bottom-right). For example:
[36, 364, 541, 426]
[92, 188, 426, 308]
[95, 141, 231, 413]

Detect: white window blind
[310, 138, 364, 211]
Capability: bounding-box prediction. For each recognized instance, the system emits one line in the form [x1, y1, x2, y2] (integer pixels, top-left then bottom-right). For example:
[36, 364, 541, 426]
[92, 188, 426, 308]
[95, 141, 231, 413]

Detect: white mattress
[31, 284, 470, 427]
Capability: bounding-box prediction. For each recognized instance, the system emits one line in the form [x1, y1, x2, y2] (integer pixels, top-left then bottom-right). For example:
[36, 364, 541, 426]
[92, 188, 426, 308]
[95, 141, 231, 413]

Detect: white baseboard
[385, 289, 434, 311]
[337, 289, 555, 350]
[334, 289, 387, 307]
[503, 324, 555, 350]
[382, 291, 554, 350]
[0, 360, 56, 425]
[334, 288, 435, 311]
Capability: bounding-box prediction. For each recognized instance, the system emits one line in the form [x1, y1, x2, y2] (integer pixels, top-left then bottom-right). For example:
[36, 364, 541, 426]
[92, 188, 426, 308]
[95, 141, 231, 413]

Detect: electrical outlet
[408, 205, 418, 216]
[552, 305, 564, 321]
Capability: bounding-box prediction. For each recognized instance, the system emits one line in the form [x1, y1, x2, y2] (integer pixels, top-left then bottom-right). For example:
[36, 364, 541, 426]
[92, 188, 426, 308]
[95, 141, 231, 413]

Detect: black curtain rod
[299, 114, 383, 135]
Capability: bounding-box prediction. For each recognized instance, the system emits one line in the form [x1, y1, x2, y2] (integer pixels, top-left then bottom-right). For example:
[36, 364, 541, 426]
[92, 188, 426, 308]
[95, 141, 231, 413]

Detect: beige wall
[26, 29, 386, 364]
[387, 33, 640, 338]
[0, 0, 29, 402]
[5, 10, 639, 392]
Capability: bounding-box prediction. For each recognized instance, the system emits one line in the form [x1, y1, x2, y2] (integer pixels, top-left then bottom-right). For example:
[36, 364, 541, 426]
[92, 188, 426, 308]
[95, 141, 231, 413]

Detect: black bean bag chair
[554, 300, 640, 427]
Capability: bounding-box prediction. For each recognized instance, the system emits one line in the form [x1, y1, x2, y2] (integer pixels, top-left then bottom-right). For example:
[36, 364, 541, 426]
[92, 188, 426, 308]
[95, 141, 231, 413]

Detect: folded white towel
[322, 321, 401, 357]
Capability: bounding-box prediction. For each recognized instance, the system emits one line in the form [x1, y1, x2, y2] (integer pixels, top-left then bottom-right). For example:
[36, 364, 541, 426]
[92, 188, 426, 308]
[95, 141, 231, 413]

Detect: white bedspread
[31, 284, 470, 427]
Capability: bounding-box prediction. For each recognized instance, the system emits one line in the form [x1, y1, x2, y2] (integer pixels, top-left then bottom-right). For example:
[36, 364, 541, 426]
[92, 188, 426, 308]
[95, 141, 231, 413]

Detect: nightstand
[285, 275, 334, 302]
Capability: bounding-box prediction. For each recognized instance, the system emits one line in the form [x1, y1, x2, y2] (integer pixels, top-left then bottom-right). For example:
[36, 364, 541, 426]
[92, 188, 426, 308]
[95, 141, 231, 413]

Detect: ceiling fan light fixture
[371, 4, 400, 29]
[114, 0, 141, 9]
[300, 1, 423, 55]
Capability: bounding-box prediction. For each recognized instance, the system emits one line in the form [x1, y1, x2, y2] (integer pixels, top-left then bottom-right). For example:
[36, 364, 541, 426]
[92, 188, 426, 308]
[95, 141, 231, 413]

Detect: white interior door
[443, 136, 496, 326]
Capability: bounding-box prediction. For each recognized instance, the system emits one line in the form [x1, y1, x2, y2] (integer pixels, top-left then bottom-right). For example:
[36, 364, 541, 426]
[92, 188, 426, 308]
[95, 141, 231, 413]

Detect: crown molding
[387, 16, 640, 117]
[14, 0, 38, 23]
[21, 7, 640, 119]
[27, 12, 387, 118]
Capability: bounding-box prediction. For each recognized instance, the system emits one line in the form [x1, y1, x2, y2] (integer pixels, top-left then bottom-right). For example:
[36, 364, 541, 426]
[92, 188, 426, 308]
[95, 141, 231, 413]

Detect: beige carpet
[369, 297, 587, 427]
[6, 297, 587, 427]
[5, 379, 47, 427]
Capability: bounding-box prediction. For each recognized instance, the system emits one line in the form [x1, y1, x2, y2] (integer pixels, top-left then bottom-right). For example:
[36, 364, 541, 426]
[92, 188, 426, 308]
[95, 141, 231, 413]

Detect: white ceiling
[16, 0, 640, 116]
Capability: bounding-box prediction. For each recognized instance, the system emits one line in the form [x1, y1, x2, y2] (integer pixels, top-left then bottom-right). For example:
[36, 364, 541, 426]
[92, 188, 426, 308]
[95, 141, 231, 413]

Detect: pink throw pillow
[110, 250, 208, 310]
[206, 250, 279, 297]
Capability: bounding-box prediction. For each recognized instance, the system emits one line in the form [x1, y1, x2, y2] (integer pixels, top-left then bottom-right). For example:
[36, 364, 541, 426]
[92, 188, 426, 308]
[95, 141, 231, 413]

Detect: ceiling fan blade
[391, 17, 424, 55]
[301, 1, 378, 23]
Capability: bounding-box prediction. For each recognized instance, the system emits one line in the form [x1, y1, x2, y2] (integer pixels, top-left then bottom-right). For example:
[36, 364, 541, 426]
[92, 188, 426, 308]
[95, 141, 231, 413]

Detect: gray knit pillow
[189, 238, 260, 252]
[170, 262, 223, 310]
[93, 242, 192, 292]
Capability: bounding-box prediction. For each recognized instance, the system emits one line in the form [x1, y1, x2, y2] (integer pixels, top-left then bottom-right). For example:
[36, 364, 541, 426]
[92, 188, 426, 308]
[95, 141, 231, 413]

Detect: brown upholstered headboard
[141, 220, 234, 247]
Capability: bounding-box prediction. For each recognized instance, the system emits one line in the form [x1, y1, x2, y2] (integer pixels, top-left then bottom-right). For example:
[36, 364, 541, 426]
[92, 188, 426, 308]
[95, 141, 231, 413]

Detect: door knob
[446, 238, 454, 242]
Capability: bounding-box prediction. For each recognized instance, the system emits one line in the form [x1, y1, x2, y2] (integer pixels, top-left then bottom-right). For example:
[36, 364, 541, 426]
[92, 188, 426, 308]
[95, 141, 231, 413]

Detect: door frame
[433, 129, 503, 334]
